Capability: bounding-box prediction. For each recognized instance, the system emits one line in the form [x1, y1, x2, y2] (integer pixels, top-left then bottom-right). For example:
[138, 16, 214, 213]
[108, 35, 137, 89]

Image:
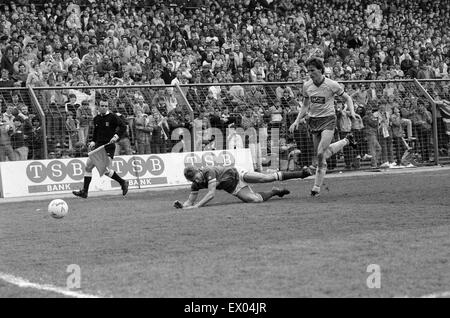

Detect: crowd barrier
[1, 80, 450, 188]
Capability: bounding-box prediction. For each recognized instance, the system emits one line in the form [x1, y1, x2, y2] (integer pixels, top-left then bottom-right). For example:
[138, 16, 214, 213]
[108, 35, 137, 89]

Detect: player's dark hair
[305, 57, 325, 74]
[184, 166, 197, 181]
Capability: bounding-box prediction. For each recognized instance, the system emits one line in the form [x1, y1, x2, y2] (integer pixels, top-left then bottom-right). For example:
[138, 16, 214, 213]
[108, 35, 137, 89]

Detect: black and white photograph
[0, 0, 450, 304]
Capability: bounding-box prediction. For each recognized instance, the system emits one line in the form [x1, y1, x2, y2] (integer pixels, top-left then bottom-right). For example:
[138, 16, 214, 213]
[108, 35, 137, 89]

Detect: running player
[289, 57, 357, 196]
[72, 99, 129, 198]
[175, 166, 312, 209]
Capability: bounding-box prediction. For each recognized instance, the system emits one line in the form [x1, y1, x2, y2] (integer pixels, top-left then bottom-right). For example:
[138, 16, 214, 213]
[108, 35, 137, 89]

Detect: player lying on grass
[174, 166, 313, 209]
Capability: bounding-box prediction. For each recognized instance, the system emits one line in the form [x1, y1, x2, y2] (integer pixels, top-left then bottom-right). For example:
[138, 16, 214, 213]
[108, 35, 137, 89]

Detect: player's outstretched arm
[289, 97, 309, 133]
[185, 181, 217, 209]
[182, 192, 198, 208]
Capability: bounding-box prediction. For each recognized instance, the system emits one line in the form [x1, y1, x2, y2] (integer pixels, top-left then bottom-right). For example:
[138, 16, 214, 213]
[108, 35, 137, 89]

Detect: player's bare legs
[235, 186, 290, 203]
[311, 130, 355, 196]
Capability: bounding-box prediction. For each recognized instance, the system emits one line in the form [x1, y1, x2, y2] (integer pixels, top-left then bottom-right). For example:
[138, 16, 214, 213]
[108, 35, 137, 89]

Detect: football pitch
[1, 167, 449, 298]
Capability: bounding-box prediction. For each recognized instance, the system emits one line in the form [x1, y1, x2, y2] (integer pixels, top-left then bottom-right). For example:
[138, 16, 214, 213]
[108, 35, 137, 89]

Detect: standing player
[289, 57, 357, 197]
[73, 100, 129, 198]
[174, 166, 313, 209]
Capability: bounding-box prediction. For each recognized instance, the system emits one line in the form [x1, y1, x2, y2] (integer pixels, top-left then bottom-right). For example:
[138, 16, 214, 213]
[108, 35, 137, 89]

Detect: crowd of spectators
[0, 0, 449, 165]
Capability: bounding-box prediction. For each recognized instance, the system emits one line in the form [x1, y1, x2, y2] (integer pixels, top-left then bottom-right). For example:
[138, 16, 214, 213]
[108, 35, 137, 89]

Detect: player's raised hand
[88, 141, 96, 151]
[288, 121, 299, 133]
[109, 134, 119, 144]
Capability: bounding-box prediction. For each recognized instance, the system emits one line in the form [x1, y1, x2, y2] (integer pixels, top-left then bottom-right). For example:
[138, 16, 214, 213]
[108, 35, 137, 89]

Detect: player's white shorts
[232, 168, 250, 196]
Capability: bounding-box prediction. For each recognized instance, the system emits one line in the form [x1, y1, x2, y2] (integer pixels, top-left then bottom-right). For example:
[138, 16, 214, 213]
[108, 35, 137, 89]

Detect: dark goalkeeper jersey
[191, 166, 240, 194]
[92, 111, 127, 146]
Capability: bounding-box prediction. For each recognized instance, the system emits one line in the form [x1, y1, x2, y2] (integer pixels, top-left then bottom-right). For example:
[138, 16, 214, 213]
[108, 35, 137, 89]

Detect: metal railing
[1, 80, 449, 170]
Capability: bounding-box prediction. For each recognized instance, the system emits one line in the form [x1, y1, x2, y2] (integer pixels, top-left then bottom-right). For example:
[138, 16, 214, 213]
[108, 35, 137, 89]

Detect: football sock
[311, 185, 321, 193]
[83, 174, 92, 192]
[281, 170, 310, 180]
[313, 166, 327, 190]
[258, 190, 276, 201]
[110, 171, 125, 184]
[325, 139, 348, 159]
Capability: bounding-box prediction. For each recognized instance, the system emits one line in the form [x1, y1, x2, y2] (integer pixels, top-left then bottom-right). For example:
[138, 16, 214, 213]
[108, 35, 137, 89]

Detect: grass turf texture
[1, 169, 449, 298]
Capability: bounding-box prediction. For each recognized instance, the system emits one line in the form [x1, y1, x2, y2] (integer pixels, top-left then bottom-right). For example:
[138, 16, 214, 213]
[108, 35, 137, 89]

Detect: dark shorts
[219, 168, 240, 194]
[307, 116, 337, 134]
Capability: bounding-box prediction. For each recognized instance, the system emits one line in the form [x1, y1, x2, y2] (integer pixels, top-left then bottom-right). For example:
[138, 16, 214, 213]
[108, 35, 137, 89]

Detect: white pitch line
[0, 272, 101, 298]
[420, 291, 450, 298]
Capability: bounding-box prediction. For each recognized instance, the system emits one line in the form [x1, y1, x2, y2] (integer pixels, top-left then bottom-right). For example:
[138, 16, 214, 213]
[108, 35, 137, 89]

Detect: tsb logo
[184, 151, 236, 168]
[112, 155, 165, 178]
[25, 155, 166, 183]
[26, 160, 85, 183]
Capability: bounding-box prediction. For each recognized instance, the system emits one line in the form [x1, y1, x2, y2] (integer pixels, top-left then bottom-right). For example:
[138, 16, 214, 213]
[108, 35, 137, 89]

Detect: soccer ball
[48, 199, 69, 219]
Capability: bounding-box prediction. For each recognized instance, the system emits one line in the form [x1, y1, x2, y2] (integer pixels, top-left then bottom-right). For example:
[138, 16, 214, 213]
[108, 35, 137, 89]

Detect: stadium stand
[0, 0, 449, 169]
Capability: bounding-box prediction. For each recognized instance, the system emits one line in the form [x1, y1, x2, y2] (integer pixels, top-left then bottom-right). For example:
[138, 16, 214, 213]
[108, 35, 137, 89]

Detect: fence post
[413, 79, 439, 165]
[175, 83, 193, 114]
[28, 86, 48, 159]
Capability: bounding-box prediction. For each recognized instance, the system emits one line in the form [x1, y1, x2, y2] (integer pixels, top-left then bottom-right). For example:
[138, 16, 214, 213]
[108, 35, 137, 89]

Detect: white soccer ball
[48, 199, 69, 219]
